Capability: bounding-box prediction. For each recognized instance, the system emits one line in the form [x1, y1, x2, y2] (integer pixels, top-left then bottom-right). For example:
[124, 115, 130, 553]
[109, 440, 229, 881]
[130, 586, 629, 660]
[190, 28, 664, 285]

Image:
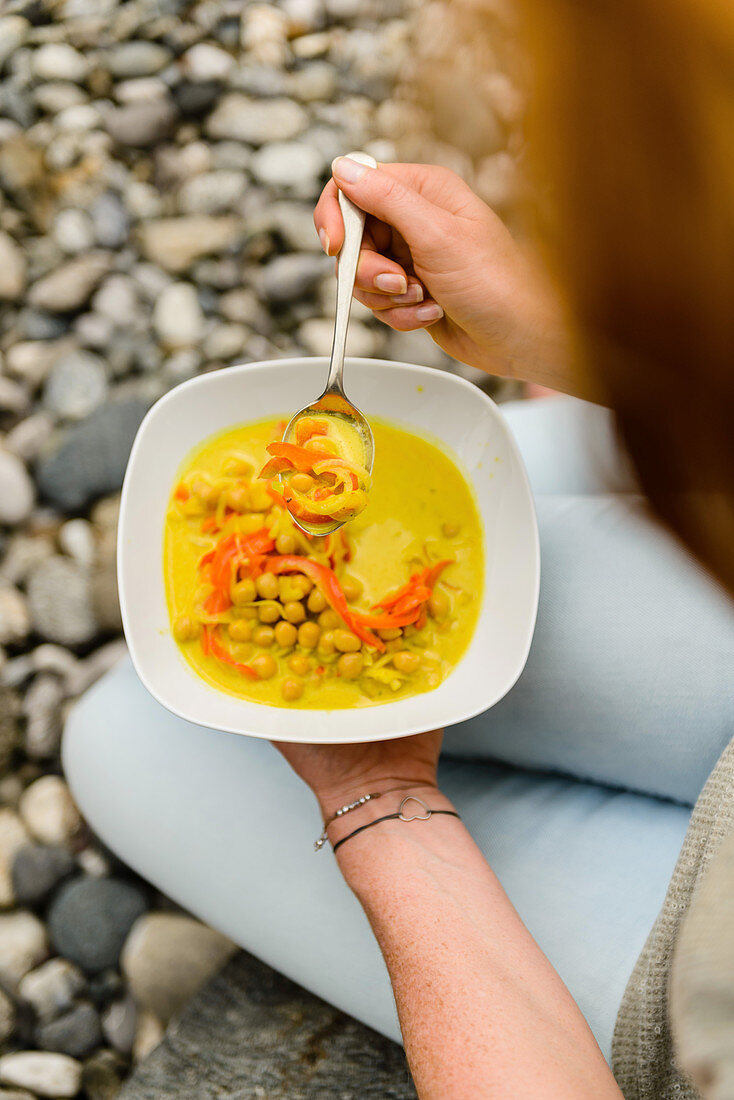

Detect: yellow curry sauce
[164, 417, 483, 708]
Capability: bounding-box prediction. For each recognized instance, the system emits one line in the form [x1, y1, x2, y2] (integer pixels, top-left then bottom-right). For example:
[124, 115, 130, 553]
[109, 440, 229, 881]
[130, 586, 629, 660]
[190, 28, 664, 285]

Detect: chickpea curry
[164, 417, 483, 709]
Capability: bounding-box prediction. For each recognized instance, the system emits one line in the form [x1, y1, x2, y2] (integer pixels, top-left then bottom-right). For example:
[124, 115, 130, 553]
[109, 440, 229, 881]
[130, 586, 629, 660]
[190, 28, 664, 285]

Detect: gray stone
[11, 844, 76, 906]
[171, 80, 221, 119]
[260, 251, 330, 304]
[0, 809, 29, 908]
[18, 776, 81, 847]
[48, 878, 149, 975]
[43, 349, 108, 421]
[36, 1002, 102, 1059]
[177, 170, 246, 215]
[32, 43, 89, 83]
[92, 274, 139, 326]
[0, 988, 15, 1045]
[137, 216, 242, 274]
[0, 231, 26, 300]
[0, 586, 30, 647]
[106, 42, 172, 79]
[250, 139, 326, 189]
[18, 958, 86, 1023]
[91, 192, 129, 249]
[152, 282, 203, 348]
[106, 99, 178, 148]
[0, 911, 48, 989]
[21, 674, 65, 759]
[27, 556, 97, 647]
[0, 377, 30, 415]
[36, 397, 150, 511]
[206, 94, 307, 144]
[28, 253, 111, 313]
[118, 952, 417, 1099]
[15, 310, 68, 340]
[0, 451, 34, 526]
[0, 1052, 82, 1098]
[121, 913, 236, 1025]
[52, 208, 95, 254]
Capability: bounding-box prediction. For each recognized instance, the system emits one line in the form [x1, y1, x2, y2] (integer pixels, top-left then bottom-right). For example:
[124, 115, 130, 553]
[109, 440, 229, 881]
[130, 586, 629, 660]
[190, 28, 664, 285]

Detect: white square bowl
[118, 357, 539, 743]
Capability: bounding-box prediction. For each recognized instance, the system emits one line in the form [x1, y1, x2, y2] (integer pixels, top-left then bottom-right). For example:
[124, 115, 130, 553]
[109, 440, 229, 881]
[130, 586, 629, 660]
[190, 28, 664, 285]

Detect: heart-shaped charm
[398, 795, 432, 822]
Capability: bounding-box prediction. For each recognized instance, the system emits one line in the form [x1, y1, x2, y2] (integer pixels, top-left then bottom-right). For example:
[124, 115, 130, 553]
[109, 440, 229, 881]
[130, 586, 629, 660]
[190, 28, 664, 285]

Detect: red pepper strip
[204, 588, 229, 615]
[259, 456, 292, 479]
[265, 483, 285, 506]
[415, 607, 428, 630]
[208, 530, 274, 603]
[198, 549, 215, 569]
[263, 555, 385, 651]
[267, 441, 335, 471]
[283, 495, 335, 526]
[424, 559, 453, 588]
[204, 625, 257, 679]
[174, 483, 190, 502]
[201, 516, 219, 533]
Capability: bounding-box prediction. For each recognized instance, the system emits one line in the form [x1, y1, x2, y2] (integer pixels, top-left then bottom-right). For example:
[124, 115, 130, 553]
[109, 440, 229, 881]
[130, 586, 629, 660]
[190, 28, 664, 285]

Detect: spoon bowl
[280, 151, 376, 536]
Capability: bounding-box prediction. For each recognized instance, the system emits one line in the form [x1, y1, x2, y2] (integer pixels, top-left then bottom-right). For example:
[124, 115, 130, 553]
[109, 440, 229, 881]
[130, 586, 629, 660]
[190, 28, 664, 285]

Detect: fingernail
[391, 284, 423, 304]
[319, 228, 330, 255]
[332, 155, 369, 184]
[416, 303, 444, 322]
[375, 272, 407, 294]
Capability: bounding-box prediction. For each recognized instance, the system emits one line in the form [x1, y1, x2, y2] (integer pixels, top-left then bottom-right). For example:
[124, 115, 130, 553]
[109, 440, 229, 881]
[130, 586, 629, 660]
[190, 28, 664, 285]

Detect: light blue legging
[63, 397, 734, 1063]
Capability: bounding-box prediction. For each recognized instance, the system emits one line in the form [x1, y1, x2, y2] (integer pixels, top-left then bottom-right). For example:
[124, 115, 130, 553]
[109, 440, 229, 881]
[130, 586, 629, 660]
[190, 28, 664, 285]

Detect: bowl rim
[118, 356, 540, 740]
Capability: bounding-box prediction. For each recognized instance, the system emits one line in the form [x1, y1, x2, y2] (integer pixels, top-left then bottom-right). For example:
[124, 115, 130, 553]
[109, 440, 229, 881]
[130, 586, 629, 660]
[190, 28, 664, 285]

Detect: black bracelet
[332, 795, 460, 854]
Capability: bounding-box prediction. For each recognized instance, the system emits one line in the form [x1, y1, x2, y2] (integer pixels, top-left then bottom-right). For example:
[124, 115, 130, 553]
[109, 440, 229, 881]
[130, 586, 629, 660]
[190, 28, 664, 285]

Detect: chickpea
[237, 605, 258, 620]
[442, 522, 460, 538]
[292, 574, 313, 597]
[289, 653, 310, 676]
[334, 629, 360, 653]
[341, 575, 363, 602]
[318, 609, 340, 631]
[283, 600, 306, 624]
[307, 588, 327, 614]
[173, 615, 200, 642]
[226, 485, 250, 512]
[255, 573, 279, 600]
[228, 619, 252, 643]
[378, 627, 402, 641]
[318, 631, 335, 656]
[385, 639, 402, 653]
[305, 437, 337, 454]
[275, 621, 297, 648]
[248, 485, 271, 512]
[252, 625, 275, 647]
[240, 513, 265, 534]
[393, 650, 421, 673]
[232, 578, 257, 606]
[275, 533, 297, 555]
[191, 478, 218, 508]
[251, 653, 277, 680]
[297, 621, 320, 649]
[337, 652, 363, 679]
[428, 587, 451, 621]
[290, 472, 315, 494]
[281, 678, 304, 702]
[258, 600, 282, 623]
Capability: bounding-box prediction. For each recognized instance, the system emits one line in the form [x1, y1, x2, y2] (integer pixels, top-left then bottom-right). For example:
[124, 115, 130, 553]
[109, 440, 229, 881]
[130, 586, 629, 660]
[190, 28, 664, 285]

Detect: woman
[65, 1, 734, 1096]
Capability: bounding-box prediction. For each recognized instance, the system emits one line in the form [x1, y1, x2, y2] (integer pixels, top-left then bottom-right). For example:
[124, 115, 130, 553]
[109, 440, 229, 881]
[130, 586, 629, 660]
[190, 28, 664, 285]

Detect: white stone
[33, 83, 88, 115]
[132, 1010, 164, 1063]
[250, 140, 325, 188]
[18, 777, 81, 848]
[0, 987, 15, 1044]
[241, 3, 290, 65]
[206, 94, 307, 144]
[181, 42, 234, 82]
[32, 43, 89, 84]
[0, 535, 54, 589]
[55, 103, 101, 131]
[0, 809, 30, 908]
[28, 253, 111, 313]
[0, 911, 47, 989]
[52, 208, 95, 254]
[0, 1052, 82, 1098]
[0, 452, 34, 527]
[0, 377, 29, 416]
[0, 17, 29, 69]
[106, 41, 172, 79]
[91, 274, 140, 325]
[59, 519, 96, 569]
[153, 283, 203, 348]
[18, 959, 86, 1024]
[5, 414, 54, 463]
[177, 171, 246, 215]
[0, 232, 26, 300]
[113, 77, 169, 104]
[0, 586, 30, 648]
[5, 341, 66, 390]
[203, 323, 248, 361]
[43, 350, 108, 420]
[297, 316, 380, 358]
[138, 216, 241, 273]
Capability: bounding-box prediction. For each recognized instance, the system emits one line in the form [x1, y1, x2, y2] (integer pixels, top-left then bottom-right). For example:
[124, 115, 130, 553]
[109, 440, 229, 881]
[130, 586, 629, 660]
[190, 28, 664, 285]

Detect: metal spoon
[282, 150, 376, 536]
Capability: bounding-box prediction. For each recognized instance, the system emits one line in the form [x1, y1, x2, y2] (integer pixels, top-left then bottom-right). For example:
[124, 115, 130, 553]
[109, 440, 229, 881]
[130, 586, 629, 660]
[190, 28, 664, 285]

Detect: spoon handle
[326, 151, 377, 393]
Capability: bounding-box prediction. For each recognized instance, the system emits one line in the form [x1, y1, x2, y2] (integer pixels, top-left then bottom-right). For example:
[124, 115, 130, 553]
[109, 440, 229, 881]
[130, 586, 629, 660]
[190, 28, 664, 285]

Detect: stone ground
[0, 0, 521, 1095]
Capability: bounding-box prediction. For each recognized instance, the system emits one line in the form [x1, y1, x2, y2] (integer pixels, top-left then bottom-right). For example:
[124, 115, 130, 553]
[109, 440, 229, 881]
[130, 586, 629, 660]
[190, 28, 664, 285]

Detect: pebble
[105, 98, 178, 148]
[106, 41, 172, 78]
[81, 1049, 126, 1100]
[58, 518, 96, 569]
[27, 556, 97, 647]
[181, 42, 235, 82]
[0, 1052, 82, 1098]
[121, 912, 236, 1024]
[36, 1002, 102, 1059]
[0, 377, 30, 416]
[260, 251, 330, 304]
[48, 877, 149, 974]
[132, 1010, 164, 1063]
[0, 535, 54, 589]
[32, 44, 90, 84]
[203, 323, 248, 361]
[14, 310, 67, 341]
[22, 674, 66, 759]
[91, 276, 139, 328]
[0, 809, 30, 908]
[0, 452, 35, 527]
[206, 93, 307, 144]
[138, 215, 242, 273]
[18, 775, 82, 847]
[301, 316, 380, 357]
[4, 341, 66, 390]
[28, 253, 111, 313]
[0, 911, 48, 988]
[0, 231, 26, 300]
[152, 282, 204, 348]
[36, 397, 149, 511]
[11, 844, 76, 906]
[0, 586, 31, 647]
[18, 958, 86, 1023]
[52, 208, 96, 254]
[90, 192, 129, 249]
[250, 140, 326, 189]
[0, 989, 15, 1045]
[101, 992, 137, 1054]
[43, 349, 108, 421]
[178, 170, 246, 215]
[0, 17, 29, 70]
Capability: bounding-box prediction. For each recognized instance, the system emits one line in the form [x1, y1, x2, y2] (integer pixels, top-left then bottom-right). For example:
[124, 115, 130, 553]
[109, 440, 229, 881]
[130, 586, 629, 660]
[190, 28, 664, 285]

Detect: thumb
[331, 156, 442, 246]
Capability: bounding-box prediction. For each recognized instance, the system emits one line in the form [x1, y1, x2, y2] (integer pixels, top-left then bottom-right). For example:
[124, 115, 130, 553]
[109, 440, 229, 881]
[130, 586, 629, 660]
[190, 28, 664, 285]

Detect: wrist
[325, 783, 454, 855]
[315, 775, 438, 822]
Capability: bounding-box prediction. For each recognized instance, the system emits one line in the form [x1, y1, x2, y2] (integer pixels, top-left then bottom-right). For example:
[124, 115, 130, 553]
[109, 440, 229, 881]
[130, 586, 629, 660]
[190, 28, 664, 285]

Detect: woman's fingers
[353, 292, 445, 331]
[330, 157, 444, 247]
[353, 283, 424, 311]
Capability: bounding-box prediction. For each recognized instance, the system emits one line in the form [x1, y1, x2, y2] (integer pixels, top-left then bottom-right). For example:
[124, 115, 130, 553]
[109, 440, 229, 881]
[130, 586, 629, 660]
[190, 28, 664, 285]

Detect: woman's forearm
[331, 792, 623, 1100]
